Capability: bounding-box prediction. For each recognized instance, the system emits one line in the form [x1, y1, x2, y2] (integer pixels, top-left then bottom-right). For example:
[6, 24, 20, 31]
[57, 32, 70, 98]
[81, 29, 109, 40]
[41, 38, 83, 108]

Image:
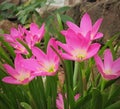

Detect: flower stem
[73, 62, 80, 88]
[73, 61, 83, 95]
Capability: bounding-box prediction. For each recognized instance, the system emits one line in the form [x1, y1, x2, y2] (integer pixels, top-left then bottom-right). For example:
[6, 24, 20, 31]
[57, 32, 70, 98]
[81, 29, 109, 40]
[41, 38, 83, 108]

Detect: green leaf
[0, 36, 15, 59]
[61, 15, 74, 23]
[55, 6, 70, 13]
[91, 88, 102, 109]
[20, 102, 32, 109]
[105, 100, 120, 109]
[0, 46, 13, 66]
[105, 85, 120, 107]
[75, 92, 92, 109]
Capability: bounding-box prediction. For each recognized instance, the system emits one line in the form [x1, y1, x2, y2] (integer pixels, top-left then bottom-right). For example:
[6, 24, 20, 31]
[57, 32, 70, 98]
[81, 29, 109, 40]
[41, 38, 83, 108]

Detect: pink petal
[61, 53, 75, 61]
[32, 47, 47, 61]
[20, 59, 39, 71]
[78, 34, 91, 50]
[38, 23, 45, 38]
[91, 18, 103, 36]
[61, 30, 67, 36]
[56, 94, 64, 109]
[102, 74, 119, 80]
[3, 64, 18, 77]
[30, 23, 39, 33]
[32, 71, 56, 76]
[94, 55, 104, 72]
[104, 49, 113, 70]
[10, 28, 19, 38]
[15, 54, 24, 72]
[112, 58, 120, 74]
[87, 43, 101, 59]
[64, 29, 90, 50]
[74, 94, 80, 101]
[2, 76, 21, 84]
[93, 32, 103, 40]
[4, 34, 14, 42]
[66, 21, 80, 33]
[56, 41, 74, 55]
[47, 38, 58, 59]
[80, 13, 92, 35]
[21, 76, 35, 84]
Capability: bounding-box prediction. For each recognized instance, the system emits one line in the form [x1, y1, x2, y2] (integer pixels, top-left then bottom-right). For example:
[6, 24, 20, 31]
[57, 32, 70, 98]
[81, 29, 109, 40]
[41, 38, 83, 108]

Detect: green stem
[73, 62, 80, 87]
[79, 67, 83, 96]
[101, 78, 106, 91]
[50, 46, 69, 108]
[73, 61, 83, 96]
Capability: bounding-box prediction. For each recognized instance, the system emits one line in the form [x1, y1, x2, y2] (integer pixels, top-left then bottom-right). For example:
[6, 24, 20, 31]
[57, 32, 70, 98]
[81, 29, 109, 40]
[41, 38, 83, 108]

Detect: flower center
[105, 69, 112, 75]
[38, 62, 55, 73]
[72, 49, 87, 60]
[48, 65, 55, 72]
[16, 72, 30, 81]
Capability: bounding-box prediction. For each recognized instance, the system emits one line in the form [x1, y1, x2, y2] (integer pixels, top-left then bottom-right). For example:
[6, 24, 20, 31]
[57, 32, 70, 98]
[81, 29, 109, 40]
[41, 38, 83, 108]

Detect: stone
[0, 20, 17, 33]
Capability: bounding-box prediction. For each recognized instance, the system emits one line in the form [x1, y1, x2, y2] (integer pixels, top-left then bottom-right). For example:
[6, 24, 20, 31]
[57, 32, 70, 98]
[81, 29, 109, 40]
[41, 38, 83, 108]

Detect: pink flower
[56, 94, 64, 109]
[4, 25, 25, 42]
[64, 13, 103, 40]
[57, 30, 101, 62]
[94, 49, 120, 80]
[3, 23, 45, 54]
[25, 23, 45, 48]
[56, 93, 80, 109]
[21, 38, 60, 76]
[2, 54, 35, 84]
[4, 25, 28, 54]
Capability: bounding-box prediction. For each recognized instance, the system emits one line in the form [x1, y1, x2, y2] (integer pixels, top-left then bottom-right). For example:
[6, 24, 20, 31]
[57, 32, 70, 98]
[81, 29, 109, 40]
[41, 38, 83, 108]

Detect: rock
[0, 20, 17, 33]
[65, 0, 120, 43]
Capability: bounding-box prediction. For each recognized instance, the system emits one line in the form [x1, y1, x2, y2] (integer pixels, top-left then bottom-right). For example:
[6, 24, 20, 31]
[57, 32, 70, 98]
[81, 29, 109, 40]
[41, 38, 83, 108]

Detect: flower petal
[30, 23, 39, 33]
[66, 21, 80, 33]
[56, 41, 73, 55]
[104, 49, 113, 70]
[32, 47, 47, 61]
[91, 18, 103, 36]
[20, 59, 39, 71]
[62, 53, 75, 61]
[3, 64, 18, 77]
[47, 38, 58, 60]
[15, 54, 24, 72]
[2, 76, 21, 84]
[80, 13, 92, 35]
[94, 32, 103, 40]
[112, 58, 120, 74]
[38, 23, 45, 39]
[87, 43, 101, 59]
[94, 54, 104, 72]
[102, 74, 119, 80]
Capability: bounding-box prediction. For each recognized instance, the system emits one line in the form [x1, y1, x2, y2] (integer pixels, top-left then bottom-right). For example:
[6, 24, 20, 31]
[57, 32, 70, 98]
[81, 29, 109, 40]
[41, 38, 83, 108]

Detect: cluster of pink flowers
[4, 23, 45, 54]
[2, 13, 120, 109]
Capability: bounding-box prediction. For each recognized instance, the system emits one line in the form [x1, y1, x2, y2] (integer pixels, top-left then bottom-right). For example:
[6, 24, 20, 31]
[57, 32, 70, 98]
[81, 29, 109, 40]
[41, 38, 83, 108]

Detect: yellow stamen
[105, 69, 112, 75]
[16, 72, 30, 81]
[72, 49, 87, 60]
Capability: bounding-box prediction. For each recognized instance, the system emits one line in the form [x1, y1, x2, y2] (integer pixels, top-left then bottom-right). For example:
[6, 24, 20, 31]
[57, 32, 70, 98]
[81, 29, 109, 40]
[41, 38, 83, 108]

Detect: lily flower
[4, 25, 25, 42]
[64, 13, 103, 40]
[21, 38, 60, 76]
[4, 25, 28, 54]
[2, 54, 35, 84]
[94, 49, 120, 80]
[57, 30, 101, 62]
[25, 23, 45, 48]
